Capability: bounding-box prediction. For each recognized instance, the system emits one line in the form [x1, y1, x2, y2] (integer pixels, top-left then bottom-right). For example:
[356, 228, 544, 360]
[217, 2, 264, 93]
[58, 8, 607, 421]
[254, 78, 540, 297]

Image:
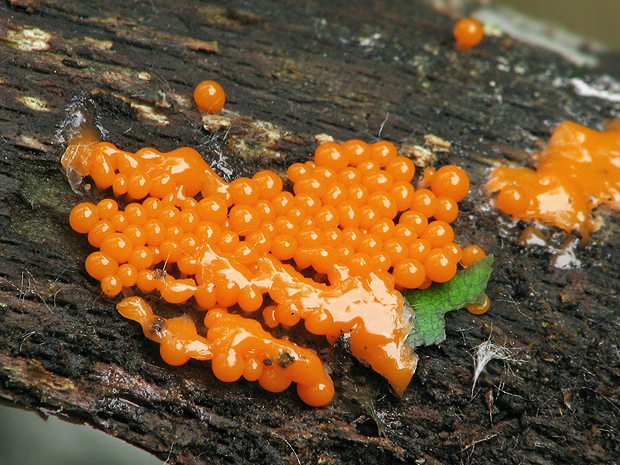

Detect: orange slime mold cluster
[64, 122, 482, 405]
[486, 121, 620, 239]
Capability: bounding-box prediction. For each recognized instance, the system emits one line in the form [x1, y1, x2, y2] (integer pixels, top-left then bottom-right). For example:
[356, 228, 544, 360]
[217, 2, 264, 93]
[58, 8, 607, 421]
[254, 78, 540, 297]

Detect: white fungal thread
[471, 338, 520, 396]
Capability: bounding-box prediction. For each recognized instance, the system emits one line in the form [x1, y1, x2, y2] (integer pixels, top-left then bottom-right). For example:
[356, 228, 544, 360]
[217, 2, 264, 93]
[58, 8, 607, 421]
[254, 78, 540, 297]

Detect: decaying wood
[1, 1, 619, 464]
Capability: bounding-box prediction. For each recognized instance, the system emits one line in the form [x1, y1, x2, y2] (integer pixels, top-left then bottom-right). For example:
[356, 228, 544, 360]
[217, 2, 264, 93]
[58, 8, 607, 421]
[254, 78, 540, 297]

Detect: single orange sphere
[461, 245, 486, 267]
[466, 295, 491, 315]
[496, 185, 529, 216]
[69, 202, 99, 234]
[393, 258, 426, 289]
[453, 18, 484, 49]
[194, 80, 226, 114]
[430, 165, 470, 203]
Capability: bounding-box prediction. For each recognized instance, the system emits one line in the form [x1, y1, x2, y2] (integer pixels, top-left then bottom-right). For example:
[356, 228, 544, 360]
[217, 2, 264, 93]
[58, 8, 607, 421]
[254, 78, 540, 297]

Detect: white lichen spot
[111, 92, 170, 125]
[131, 102, 170, 125]
[17, 96, 51, 112]
[169, 92, 190, 108]
[315, 133, 335, 145]
[424, 134, 451, 152]
[253, 119, 284, 145]
[399, 143, 437, 169]
[7, 27, 52, 52]
[18, 134, 48, 151]
[83, 36, 113, 50]
[201, 113, 232, 132]
[137, 71, 152, 81]
[358, 33, 382, 48]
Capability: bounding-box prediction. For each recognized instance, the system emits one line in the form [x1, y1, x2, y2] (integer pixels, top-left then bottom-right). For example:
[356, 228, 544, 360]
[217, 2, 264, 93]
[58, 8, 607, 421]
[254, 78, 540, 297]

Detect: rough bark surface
[1, 1, 619, 464]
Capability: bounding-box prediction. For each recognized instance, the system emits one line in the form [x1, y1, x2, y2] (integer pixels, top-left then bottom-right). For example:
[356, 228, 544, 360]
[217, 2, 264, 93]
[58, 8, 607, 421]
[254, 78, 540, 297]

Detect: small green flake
[404, 255, 494, 348]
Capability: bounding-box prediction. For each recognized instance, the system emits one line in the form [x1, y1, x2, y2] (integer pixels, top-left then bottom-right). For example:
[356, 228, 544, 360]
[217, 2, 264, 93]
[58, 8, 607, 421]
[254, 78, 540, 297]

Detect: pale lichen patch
[424, 134, 452, 152]
[17, 96, 52, 112]
[6, 27, 52, 52]
[111, 93, 170, 125]
[201, 113, 232, 132]
[399, 143, 437, 169]
[83, 36, 113, 50]
[17, 135, 49, 152]
[315, 133, 335, 145]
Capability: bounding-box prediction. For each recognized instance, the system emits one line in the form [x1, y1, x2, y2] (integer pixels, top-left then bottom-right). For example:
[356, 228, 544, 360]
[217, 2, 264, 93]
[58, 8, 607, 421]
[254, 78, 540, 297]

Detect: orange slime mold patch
[486, 121, 620, 239]
[63, 118, 480, 404]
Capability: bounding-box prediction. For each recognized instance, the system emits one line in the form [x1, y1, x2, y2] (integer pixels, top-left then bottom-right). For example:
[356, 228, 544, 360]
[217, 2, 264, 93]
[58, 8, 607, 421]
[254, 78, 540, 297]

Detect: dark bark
[1, 0, 619, 464]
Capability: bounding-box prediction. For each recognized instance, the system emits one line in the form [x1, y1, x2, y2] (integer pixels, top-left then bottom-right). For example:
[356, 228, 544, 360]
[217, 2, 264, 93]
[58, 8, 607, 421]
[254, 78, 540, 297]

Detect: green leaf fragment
[404, 255, 494, 349]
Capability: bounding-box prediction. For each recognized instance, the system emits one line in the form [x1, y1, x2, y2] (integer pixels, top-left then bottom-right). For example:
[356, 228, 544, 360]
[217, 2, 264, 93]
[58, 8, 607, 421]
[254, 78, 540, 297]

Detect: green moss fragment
[404, 255, 494, 348]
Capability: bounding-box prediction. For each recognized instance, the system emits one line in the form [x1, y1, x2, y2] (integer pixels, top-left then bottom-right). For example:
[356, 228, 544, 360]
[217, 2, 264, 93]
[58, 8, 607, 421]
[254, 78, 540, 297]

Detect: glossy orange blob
[453, 18, 484, 49]
[485, 122, 620, 238]
[399, 210, 428, 236]
[417, 167, 435, 189]
[129, 246, 154, 270]
[495, 185, 529, 216]
[70, 203, 99, 234]
[229, 177, 260, 206]
[370, 218, 395, 240]
[101, 274, 123, 296]
[228, 205, 261, 235]
[194, 80, 226, 114]
[271, 192, 295, 216]
[385, 156, 415, 183]
[466, 295, 491, 315]
[294, 176, 327, 198]
[97, 199, 118, 220]
[85, 251, 119, 281]
[342, 139, 370, 166]
[197, 197, 228, 224]
[359, 205, 381, 230]
[424, 249, 457, 283]
[127, 172, 151, 199]
[367, 192, 398, 220]
[347, 183, 369, 206]
[390, 181, 415, 212]
[443, 242, 463, 263]
[461, 245, 486, 267]
[410, 189, 437, 218]
[87, 220, 114, 248]
[287, 163, 311, 184]
[320, 182, 347, 206]
[434, 196, 459, 223]
[431, 165, 469, 203]
[383, 238, 409, 264]
[117, 263, 138, 287]
[309, 246, 338, 274]
[421, 220, 455, 248]
[100, 232, 134, 263]
[271, 234, 298, 261]
[314, 142, 349, 172]
[338, 167, 362, 186]
[408, 238, 432, 262]
[135, 269, 157, 292]
[393, 258, 426, 289]
[252, 170, 283, 200]
[370, 141, 398, 167]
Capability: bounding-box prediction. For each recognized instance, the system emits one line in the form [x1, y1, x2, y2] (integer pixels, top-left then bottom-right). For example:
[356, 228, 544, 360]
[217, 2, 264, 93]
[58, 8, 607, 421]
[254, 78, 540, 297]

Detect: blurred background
[494, 0, 619, 50]
[0, 1, 616, 464]
[0, 404, 162, 465]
